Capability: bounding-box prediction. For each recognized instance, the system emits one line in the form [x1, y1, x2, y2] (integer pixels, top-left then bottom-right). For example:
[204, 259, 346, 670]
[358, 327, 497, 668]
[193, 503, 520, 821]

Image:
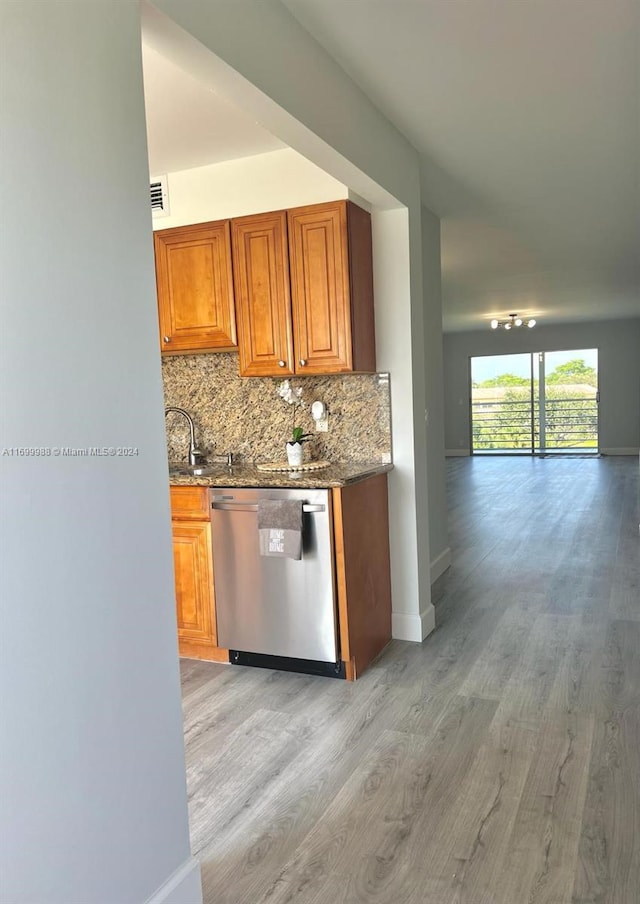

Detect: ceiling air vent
[150, 175, 169, 218]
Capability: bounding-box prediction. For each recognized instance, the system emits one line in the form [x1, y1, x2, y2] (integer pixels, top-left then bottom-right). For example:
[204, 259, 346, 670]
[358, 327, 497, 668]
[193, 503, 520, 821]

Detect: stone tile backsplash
[162, 353, 392, 465]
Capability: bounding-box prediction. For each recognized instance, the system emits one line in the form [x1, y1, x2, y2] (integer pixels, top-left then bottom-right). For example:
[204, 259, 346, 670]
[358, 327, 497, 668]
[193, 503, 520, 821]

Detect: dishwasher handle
[211, 500, 325, 514]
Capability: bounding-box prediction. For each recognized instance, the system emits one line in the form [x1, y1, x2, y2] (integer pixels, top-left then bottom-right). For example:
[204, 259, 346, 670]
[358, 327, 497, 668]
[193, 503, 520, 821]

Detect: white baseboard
[445, 449, 470, 457]
[145, 857, 202, 904]
[392, 604, 435, 642]
[430, 547, 451, 583]
[421, 604, 436, 639]
[601, 448, 639, 456]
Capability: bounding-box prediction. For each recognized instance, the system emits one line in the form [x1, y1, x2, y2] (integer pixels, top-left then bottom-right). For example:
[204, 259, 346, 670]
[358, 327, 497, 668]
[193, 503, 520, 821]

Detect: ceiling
[142, 1, 640, 332]
[142, 44, 285, 174]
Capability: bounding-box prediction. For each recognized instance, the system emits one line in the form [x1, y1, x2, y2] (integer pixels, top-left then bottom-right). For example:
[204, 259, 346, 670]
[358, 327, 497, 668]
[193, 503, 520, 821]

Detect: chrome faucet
[164, 407, 204, 466]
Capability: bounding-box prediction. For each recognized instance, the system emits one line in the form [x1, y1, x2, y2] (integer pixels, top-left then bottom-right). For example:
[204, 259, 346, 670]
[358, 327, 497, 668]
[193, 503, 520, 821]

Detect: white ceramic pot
[286, 442, 304, 467]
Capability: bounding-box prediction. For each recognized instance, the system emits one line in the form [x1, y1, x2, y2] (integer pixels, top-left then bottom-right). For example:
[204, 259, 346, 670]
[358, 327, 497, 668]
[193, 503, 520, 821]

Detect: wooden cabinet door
[288, 201, 353, 374]
[154, 220, 237, 354]
[172, 519, 218, 659]
[232, 211, 294, 377]
[170, 486, 227, 663]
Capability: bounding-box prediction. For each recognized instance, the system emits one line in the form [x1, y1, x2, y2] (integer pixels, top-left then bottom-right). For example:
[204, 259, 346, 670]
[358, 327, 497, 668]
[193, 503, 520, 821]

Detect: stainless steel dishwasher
[210, 487, 344, 678]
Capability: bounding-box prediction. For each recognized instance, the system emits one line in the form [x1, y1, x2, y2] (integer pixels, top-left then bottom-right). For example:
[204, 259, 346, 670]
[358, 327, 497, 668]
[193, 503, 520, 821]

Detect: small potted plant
[278, 380, 312, 466]
[287, 424, 313, 466]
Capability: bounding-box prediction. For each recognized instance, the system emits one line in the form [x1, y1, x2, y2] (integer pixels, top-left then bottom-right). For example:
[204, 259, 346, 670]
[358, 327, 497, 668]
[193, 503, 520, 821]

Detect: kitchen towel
[257, 500, 303, 560]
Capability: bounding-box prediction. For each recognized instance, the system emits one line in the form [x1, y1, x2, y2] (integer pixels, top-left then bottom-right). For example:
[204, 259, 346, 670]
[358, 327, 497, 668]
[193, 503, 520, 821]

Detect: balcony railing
[472, 396, 598, 453]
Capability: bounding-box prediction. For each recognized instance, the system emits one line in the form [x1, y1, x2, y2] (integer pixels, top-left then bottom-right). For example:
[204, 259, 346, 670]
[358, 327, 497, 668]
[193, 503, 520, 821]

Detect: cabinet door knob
[278, 360, 286, 367]
[299, 359, 307, 367]
[163, 336, 171, 343]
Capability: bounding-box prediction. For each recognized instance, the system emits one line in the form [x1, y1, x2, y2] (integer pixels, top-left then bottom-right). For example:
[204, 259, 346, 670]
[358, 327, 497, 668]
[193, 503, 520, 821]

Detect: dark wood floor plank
[546, 615, 607, 717]
[179, 658, 228, 701]
[428, 717, 540, 904]
[183, 665, 269, 752]
[255, 697, 498, 904]
[496, 711, 594, 904]
[459, 601, 541, 699]
[600, 620, 640, 711]
[196, 676, 412, 904]
[572, 620, 640, 904]
[609, 536, 640, 621]
[188, 707, 319, 855]
[490, 613, 577, 728]
[571, 706, 640, 904]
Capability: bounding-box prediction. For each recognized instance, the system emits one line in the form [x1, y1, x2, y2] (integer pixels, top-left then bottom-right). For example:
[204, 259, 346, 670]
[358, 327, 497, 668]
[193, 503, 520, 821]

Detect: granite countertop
[169, 461, 393, 489]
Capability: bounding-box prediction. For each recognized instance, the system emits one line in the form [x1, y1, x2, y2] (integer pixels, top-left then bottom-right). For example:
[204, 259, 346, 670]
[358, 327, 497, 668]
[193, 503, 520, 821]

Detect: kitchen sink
[168, 462, 221, 477]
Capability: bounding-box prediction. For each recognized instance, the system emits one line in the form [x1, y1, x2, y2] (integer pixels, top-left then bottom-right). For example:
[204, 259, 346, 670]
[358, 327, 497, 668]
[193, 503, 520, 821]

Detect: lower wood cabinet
[332, 473, 392, 680]
[170, 486, 228, 662]
[169, 476, 392, 676]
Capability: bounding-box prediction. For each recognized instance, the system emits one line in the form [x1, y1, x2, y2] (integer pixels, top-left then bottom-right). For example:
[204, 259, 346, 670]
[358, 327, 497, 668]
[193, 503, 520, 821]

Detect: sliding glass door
[471, 353, 534, 453]
[471, 349, 598, 454]
[533, 350, 599, 453]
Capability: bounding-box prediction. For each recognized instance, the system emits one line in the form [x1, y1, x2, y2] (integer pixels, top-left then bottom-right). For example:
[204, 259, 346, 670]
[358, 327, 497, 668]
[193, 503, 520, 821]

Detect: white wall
[443, 318, 640, 454]
[153, 147, 348, 229]
[145, 0, 436, 640]
[0, 3, 199, 903]
[421, 207, 449, 580]
[372, 209, 432, 636]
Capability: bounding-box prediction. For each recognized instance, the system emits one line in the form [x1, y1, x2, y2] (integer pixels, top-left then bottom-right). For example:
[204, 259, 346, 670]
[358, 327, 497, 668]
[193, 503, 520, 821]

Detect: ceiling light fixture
[490, 313, 536, 331]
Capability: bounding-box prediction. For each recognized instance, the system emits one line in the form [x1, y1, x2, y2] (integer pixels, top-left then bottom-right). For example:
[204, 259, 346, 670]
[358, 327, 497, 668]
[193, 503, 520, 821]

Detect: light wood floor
[181, 455, 639, 904]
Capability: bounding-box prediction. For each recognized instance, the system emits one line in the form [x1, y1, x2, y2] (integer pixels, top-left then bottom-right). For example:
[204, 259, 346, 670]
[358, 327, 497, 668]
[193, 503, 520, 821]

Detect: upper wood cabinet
[233, 200, 376, 376]
[288, 201, 375, 374]
[231, 211, 295, 377]
[154, 220, 237, 354]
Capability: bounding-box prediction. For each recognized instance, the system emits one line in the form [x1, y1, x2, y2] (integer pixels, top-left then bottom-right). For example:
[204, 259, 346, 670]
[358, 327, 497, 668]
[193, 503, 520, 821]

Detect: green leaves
[290, 426, 312, 444]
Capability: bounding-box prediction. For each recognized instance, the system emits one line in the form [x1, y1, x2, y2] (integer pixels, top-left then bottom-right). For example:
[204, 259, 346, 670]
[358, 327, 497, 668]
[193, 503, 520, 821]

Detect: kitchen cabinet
[288, 200, 376, 375]
[231, 211, 294, 376]
[169, 472, 392, 677]
[154, 220, 237, 354]
[332, 473, 392, 680]
[232, 200, 376, 377]
[170, 486, 227, 662]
